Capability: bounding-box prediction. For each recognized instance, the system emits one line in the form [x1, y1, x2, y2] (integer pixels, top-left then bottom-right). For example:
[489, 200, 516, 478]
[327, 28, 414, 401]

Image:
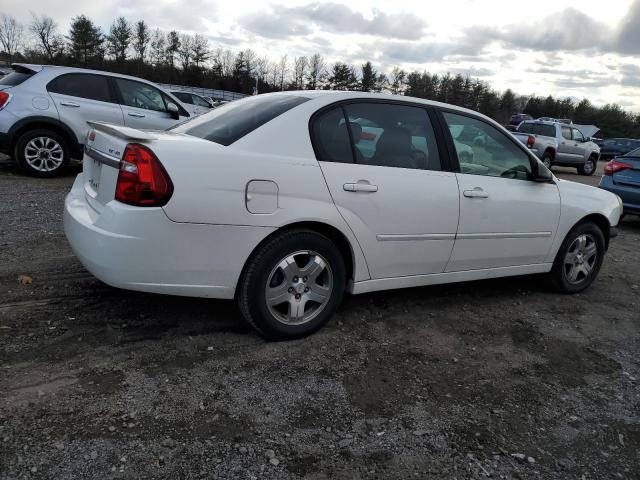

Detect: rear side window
[173, 94, 309, 146]
[47, 73, 112, 103]
[172, 92, 193, 104]
[0, 71, 33, 86]
[312, 107, 353, 163]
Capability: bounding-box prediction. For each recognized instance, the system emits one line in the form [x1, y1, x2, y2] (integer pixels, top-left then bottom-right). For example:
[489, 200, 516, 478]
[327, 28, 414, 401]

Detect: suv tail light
[115, 144, 173, 206]
[526, 135, 535, 148]
[603, 160, 633, 175]
[0, 91, 11, 110]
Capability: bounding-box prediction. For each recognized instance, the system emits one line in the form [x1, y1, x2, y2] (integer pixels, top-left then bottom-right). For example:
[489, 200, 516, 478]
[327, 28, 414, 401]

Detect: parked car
[538, 117, 572, 125]
[513, 120, 600, 175]
[599, 138, 640, 160]
[507, 113, 533, 128]
[599, 147, 640, 216]
[0, 64, 191, 177]
[169, 91, 214, 116]
[64, 91, 622, 340]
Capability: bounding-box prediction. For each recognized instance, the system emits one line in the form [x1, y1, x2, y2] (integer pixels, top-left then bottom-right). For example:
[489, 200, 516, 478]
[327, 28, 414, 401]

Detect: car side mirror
[167, 102, 180, 120]
[533, 159, 554, 183]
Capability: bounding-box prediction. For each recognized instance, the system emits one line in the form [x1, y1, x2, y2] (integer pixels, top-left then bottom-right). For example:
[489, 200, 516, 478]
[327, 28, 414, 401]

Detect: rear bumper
[64, 174, 274, 299]
[599, 176, 640, 215]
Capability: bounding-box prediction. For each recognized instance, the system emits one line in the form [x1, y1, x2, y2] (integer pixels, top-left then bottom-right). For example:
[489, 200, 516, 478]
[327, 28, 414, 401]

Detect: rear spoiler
[10, 63, 44, 74]
[87, 121, 156, 141]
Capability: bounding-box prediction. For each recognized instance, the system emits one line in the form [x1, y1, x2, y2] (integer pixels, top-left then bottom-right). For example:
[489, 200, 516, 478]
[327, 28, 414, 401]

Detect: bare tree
[0, 14, 24, 64]
[178, 33, 193, 70]
[133, 20, 150, 63]
[389, 66, 407, 94]
[254, 56, 269, 82]
[149, 28, 165, 67]
[29, 13, 62, 62]
[277, 54, 289, 91]
[306, 53, 326, 90]
[191, 34, 209, 68]
[293, 56, 308, 90]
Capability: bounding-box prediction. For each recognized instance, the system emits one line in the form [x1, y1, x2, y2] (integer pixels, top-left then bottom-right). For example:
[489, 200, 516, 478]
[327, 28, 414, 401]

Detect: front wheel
[549, 222, 605, 293]
[577, 155, 597, 176]
[236, 230, 346, 340]
[14, 129, 70, 177]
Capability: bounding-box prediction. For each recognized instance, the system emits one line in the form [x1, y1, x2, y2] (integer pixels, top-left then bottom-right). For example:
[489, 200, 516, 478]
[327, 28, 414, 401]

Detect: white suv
[0, 64, 191, 177]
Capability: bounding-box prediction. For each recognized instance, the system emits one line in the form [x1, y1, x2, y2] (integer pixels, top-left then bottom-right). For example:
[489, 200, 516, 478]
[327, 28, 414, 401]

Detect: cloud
[614, 0, 640, 54]
[240, 2, 428, 40]
[113, 0, 218, 31]
[371, 37, 487, 65]
[618, 63, 640, 88]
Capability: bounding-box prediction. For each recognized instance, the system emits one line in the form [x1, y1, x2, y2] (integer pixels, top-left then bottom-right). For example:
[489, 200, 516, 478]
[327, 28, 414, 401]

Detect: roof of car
[11, 63, 163, 86]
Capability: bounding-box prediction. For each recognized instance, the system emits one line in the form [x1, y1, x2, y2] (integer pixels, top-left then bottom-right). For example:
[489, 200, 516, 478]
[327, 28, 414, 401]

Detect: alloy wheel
[265, 250, 333, 325]
[24, 137, 64, 172]
[563, 234, 598, 284]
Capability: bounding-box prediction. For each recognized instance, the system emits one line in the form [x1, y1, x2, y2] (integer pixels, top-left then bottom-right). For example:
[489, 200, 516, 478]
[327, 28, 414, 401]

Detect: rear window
[0, 71, 33, 86]
[47, 73, 112, 103]
[172, 94, 309, 146]
[518, 123, 555, 137]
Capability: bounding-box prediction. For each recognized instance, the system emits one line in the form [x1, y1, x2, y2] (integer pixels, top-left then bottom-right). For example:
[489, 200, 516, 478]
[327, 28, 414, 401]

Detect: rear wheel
[577, 154, 597, 176]
[549, 222, 605, 293]
[14, 129, 69, 177]
[541, 151, 553, 169]
[236, 230, 346, 340]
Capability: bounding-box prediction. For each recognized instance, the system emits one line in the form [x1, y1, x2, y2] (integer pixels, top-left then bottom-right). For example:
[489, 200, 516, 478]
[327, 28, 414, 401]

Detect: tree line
[1, 13, 639, 138]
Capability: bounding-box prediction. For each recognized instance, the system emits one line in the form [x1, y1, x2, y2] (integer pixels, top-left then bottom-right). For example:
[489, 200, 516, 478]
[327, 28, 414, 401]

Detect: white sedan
[64, 91, 622, 339]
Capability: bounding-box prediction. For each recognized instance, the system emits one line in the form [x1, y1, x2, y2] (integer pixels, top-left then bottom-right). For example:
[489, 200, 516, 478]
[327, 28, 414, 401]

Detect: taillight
[603, 160, 633, 175]
[0, 91, 11, 110]
[115, 144, 173, 206]
[526, 135, 535, 148]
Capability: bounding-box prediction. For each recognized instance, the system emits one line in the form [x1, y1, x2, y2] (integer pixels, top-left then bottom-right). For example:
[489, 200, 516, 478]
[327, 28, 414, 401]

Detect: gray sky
[6, 0, 640, 110]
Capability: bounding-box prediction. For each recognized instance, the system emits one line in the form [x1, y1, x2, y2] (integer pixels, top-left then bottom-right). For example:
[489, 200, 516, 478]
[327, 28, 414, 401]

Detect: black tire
[236, 229, 346, 340]
[14, 129, 70, 177]
[577, 154, 597, 176]
[549, 221, 605, 294]
[541, 151, 553, 169]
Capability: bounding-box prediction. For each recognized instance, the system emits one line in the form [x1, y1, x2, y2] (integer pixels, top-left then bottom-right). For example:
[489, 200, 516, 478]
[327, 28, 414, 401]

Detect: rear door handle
[343, 182, 378, 193]
[463, 188, 489, 198]
[128, 112, 145, 118]
[60, 101, 80, 107]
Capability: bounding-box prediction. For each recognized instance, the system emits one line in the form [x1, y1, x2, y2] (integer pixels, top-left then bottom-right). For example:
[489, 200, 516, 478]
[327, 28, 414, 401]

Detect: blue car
[599, 147, 640, 216]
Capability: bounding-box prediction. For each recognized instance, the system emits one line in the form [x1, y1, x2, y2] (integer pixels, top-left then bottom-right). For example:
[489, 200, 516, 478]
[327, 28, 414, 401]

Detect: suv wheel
[237, 230, 346, 340]
[14, 129, 69, 177]
[577, 154, 597, 176]
[549, 222, 605, 293]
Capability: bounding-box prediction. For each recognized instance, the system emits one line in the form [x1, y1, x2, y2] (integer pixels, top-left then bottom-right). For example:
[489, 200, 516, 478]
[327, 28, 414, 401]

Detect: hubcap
[563, 234, 598, 284]
[265, 250, 333, 325]
[24, 137, 64, 172]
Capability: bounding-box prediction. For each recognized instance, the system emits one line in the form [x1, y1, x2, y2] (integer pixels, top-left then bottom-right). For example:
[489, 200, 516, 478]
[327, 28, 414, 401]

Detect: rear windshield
[517, 122, 555, 137]
[0, 70, 33, 86]
[171, 94, 309, 146]
[624, 147, 640, 157]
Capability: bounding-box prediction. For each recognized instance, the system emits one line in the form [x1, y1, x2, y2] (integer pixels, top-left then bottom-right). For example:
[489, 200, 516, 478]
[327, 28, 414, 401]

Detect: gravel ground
[1, 156, 639, 479]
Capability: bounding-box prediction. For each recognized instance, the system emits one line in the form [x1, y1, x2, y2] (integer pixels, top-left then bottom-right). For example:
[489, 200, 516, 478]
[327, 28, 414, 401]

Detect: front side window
[343, 103, 440, 170]
[191, 95, 211, 108]
[172, 94, 309, 146]
[115, 78, 166, 112]
[572, 128, 584, 142]
[47, 73, 112, 103]
[561, 126, 572, 140]
[443, 112, 533, 180]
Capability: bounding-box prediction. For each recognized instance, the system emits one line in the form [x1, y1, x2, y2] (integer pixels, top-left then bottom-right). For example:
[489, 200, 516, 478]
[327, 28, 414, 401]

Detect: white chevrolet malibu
[64, 91, 622, 339]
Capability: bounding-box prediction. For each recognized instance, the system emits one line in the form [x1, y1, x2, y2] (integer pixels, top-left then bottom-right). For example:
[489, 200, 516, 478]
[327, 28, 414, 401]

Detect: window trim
[308, 98, 454, 172]
[435, 107, 540, 180]
[46, 72, 117, 104]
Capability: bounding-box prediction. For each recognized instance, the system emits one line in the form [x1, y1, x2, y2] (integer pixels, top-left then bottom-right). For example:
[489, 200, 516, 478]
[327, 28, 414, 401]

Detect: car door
[557, 125, 581, 163]
[571, 128, 588, 159]
[46, 73, 124, 143]
[114, 78, 188, 129]
[313, 102, 460, 279]
[440, 111, 560, 271]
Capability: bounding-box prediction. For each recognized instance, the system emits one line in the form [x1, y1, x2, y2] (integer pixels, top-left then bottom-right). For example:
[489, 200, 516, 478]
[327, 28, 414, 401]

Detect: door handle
[463, 188, 489, 198]
[128, 112, 145, 118]
[343, 182, 378, 193]
[60, 101, 80, 107]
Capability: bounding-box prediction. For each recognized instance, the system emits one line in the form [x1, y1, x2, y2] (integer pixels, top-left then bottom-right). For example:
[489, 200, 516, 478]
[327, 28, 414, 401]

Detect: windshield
[171, 94, 309, 146]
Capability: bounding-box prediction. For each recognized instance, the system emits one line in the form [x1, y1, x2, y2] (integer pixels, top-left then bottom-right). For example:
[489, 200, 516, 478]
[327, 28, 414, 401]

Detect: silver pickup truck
[513, 120, 600, 176]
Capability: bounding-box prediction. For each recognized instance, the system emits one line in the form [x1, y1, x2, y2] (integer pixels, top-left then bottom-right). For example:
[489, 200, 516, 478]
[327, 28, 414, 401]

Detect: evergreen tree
[67, 15, 103, 66]
[106, 17, 132, 63]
